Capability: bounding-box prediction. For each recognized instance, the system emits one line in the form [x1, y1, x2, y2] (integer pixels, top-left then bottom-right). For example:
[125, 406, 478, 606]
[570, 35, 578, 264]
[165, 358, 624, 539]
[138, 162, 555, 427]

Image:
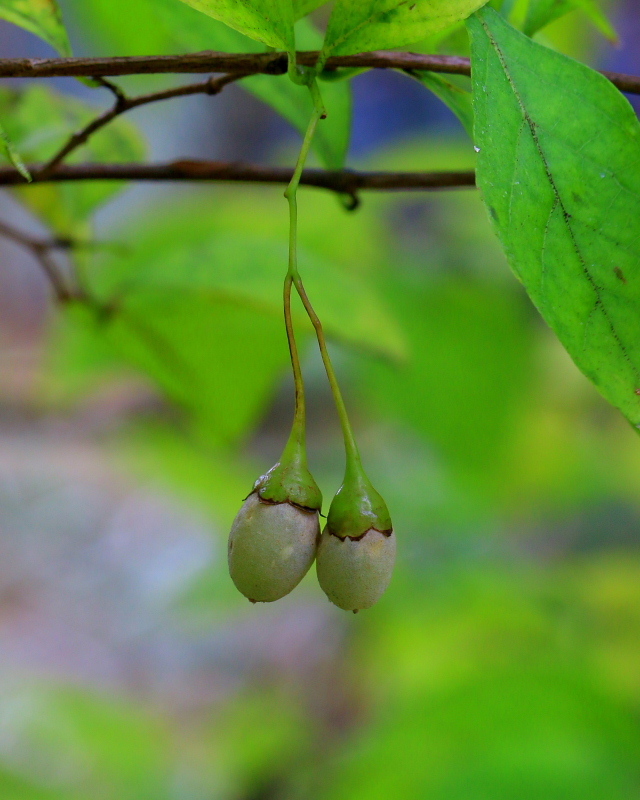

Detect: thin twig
[39, 73, 248, 175]
[0, 161, 477, 194]
[0, 219, 77, 301]
[0, 51, 637, 95]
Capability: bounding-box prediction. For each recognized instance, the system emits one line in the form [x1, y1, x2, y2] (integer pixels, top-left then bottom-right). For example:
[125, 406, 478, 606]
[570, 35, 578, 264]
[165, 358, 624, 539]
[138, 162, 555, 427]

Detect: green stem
[292, 272, 362, 476]
[280, 78, 326, 461]
[282, 272, 306, 459]
[284, 79, 364, 480]
[251, 76, 331, 511]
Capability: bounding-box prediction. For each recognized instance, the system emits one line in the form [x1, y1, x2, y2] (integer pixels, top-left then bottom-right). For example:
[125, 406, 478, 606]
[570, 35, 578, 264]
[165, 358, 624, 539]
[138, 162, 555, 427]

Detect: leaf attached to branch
[173, 0, 295, 51]
[468, 7, 640, 427]
[321, 0, 485, 59]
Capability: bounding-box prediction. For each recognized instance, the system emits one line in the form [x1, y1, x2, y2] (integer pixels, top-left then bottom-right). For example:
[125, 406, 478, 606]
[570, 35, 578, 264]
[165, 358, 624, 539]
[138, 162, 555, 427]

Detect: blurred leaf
[522, 0, 618, 41]
[173, 0, 295, 50]
[212, 690, 311, 796]
[114, 420, 257, 525]
[408, 72, 474, 136]
[0, 769, 68, 800]
[293, 0, 326, 18]
[52, 294, 290, 444]
[63, 0, 205, 54]
[0, 118, 31, 181]
[92, 205, 405, 361]
[321, 0, 486, 57]
[357, 274, 532, 499]
[50, 195, 403, 443]
[0, 85, 145, 234]
[469, 8, 640, 429]
[324, 564, 640, 800]
[0, 0, 71, 55]
[324, 669, 640, 800]
[21, 688, 172, 800]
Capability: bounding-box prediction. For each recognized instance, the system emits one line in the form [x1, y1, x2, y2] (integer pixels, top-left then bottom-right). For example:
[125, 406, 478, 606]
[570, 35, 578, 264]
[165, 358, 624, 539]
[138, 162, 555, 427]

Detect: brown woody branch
[0, 51, 637, 95]
[0, 219, 78, 301]
[0, 161, 477, 194]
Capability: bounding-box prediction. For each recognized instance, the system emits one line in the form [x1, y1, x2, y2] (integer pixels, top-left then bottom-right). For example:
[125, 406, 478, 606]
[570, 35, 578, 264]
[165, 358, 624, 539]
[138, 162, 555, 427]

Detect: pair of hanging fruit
[228, 70, 395, 612]
[228, 438, 396, 612]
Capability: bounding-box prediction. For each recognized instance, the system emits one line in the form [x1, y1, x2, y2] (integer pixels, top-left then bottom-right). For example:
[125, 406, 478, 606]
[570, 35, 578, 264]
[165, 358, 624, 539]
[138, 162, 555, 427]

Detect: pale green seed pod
[228, 492, 320, 603]
[316, 527, 396, 612]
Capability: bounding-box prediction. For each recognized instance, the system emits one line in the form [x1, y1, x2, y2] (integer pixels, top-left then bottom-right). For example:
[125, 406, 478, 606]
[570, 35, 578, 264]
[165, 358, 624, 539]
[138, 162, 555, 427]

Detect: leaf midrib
[479, 15, 640, 382]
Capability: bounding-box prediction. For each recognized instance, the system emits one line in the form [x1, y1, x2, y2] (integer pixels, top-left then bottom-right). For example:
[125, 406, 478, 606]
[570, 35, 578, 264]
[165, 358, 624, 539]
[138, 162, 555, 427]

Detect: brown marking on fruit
[327, 526, 394, 542]
[614, 266, 627, 283]
[634, 388, 640, 396]
[257, 494, 318, 514]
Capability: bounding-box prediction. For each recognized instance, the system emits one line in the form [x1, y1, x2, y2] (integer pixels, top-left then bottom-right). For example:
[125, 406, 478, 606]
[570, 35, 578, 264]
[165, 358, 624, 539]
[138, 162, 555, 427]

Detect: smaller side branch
[0, 219, 78, 302]
[39, 73, 248, 176]
[0, 161, 477, 194]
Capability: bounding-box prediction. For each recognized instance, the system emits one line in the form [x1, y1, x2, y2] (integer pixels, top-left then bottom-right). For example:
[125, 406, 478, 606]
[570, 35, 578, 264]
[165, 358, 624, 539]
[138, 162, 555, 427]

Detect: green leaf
[0, 0, 71, 55]
[174, 0, 295, 50]
[0, 85, 145, 234]
[321, 0, 486, 58]
[408, 72, 474, 136]
[92, 206, 405, 362]
[65, 0, 351, 169]
[50, 202, 404, 443]
[50, 297, 290, 445]
[468, 7, 640, 428]
[522, 0, 618, 42]
[0, 118, 30, 181]
[357, 275, 532, 499]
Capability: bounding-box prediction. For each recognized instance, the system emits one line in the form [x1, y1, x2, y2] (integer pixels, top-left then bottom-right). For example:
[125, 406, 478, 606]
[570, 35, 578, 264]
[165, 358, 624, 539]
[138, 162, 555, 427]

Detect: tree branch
[0, 50, 636, 95]
[0, 161, 477, 194]
[0, 219, 77, 302]
[39, 73, 248, 175]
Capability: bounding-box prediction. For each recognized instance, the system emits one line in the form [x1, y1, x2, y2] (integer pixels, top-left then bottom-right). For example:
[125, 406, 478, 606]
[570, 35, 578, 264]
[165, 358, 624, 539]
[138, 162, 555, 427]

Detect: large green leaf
[0, 0, 71, 55]
[173, 0, 295, 50]
[92, 206, 405, 361]
[321, 0, 485, 58]
[468, 7, 640, 428]
[49, 200, 403, 443]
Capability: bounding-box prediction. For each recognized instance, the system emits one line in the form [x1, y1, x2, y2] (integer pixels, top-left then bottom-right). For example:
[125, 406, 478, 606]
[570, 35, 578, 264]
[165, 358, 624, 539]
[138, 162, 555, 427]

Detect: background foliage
[0, 0, 639, 798]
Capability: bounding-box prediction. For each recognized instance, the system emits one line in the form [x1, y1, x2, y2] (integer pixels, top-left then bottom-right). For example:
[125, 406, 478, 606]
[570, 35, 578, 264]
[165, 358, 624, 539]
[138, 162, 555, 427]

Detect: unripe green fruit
[228, 492, 320, 603]
[316, 527, 396, 612]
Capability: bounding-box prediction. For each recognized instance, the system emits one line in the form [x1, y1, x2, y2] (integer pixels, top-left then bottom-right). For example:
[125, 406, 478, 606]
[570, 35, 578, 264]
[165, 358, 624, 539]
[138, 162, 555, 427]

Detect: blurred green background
[0, 1, 639, 798]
